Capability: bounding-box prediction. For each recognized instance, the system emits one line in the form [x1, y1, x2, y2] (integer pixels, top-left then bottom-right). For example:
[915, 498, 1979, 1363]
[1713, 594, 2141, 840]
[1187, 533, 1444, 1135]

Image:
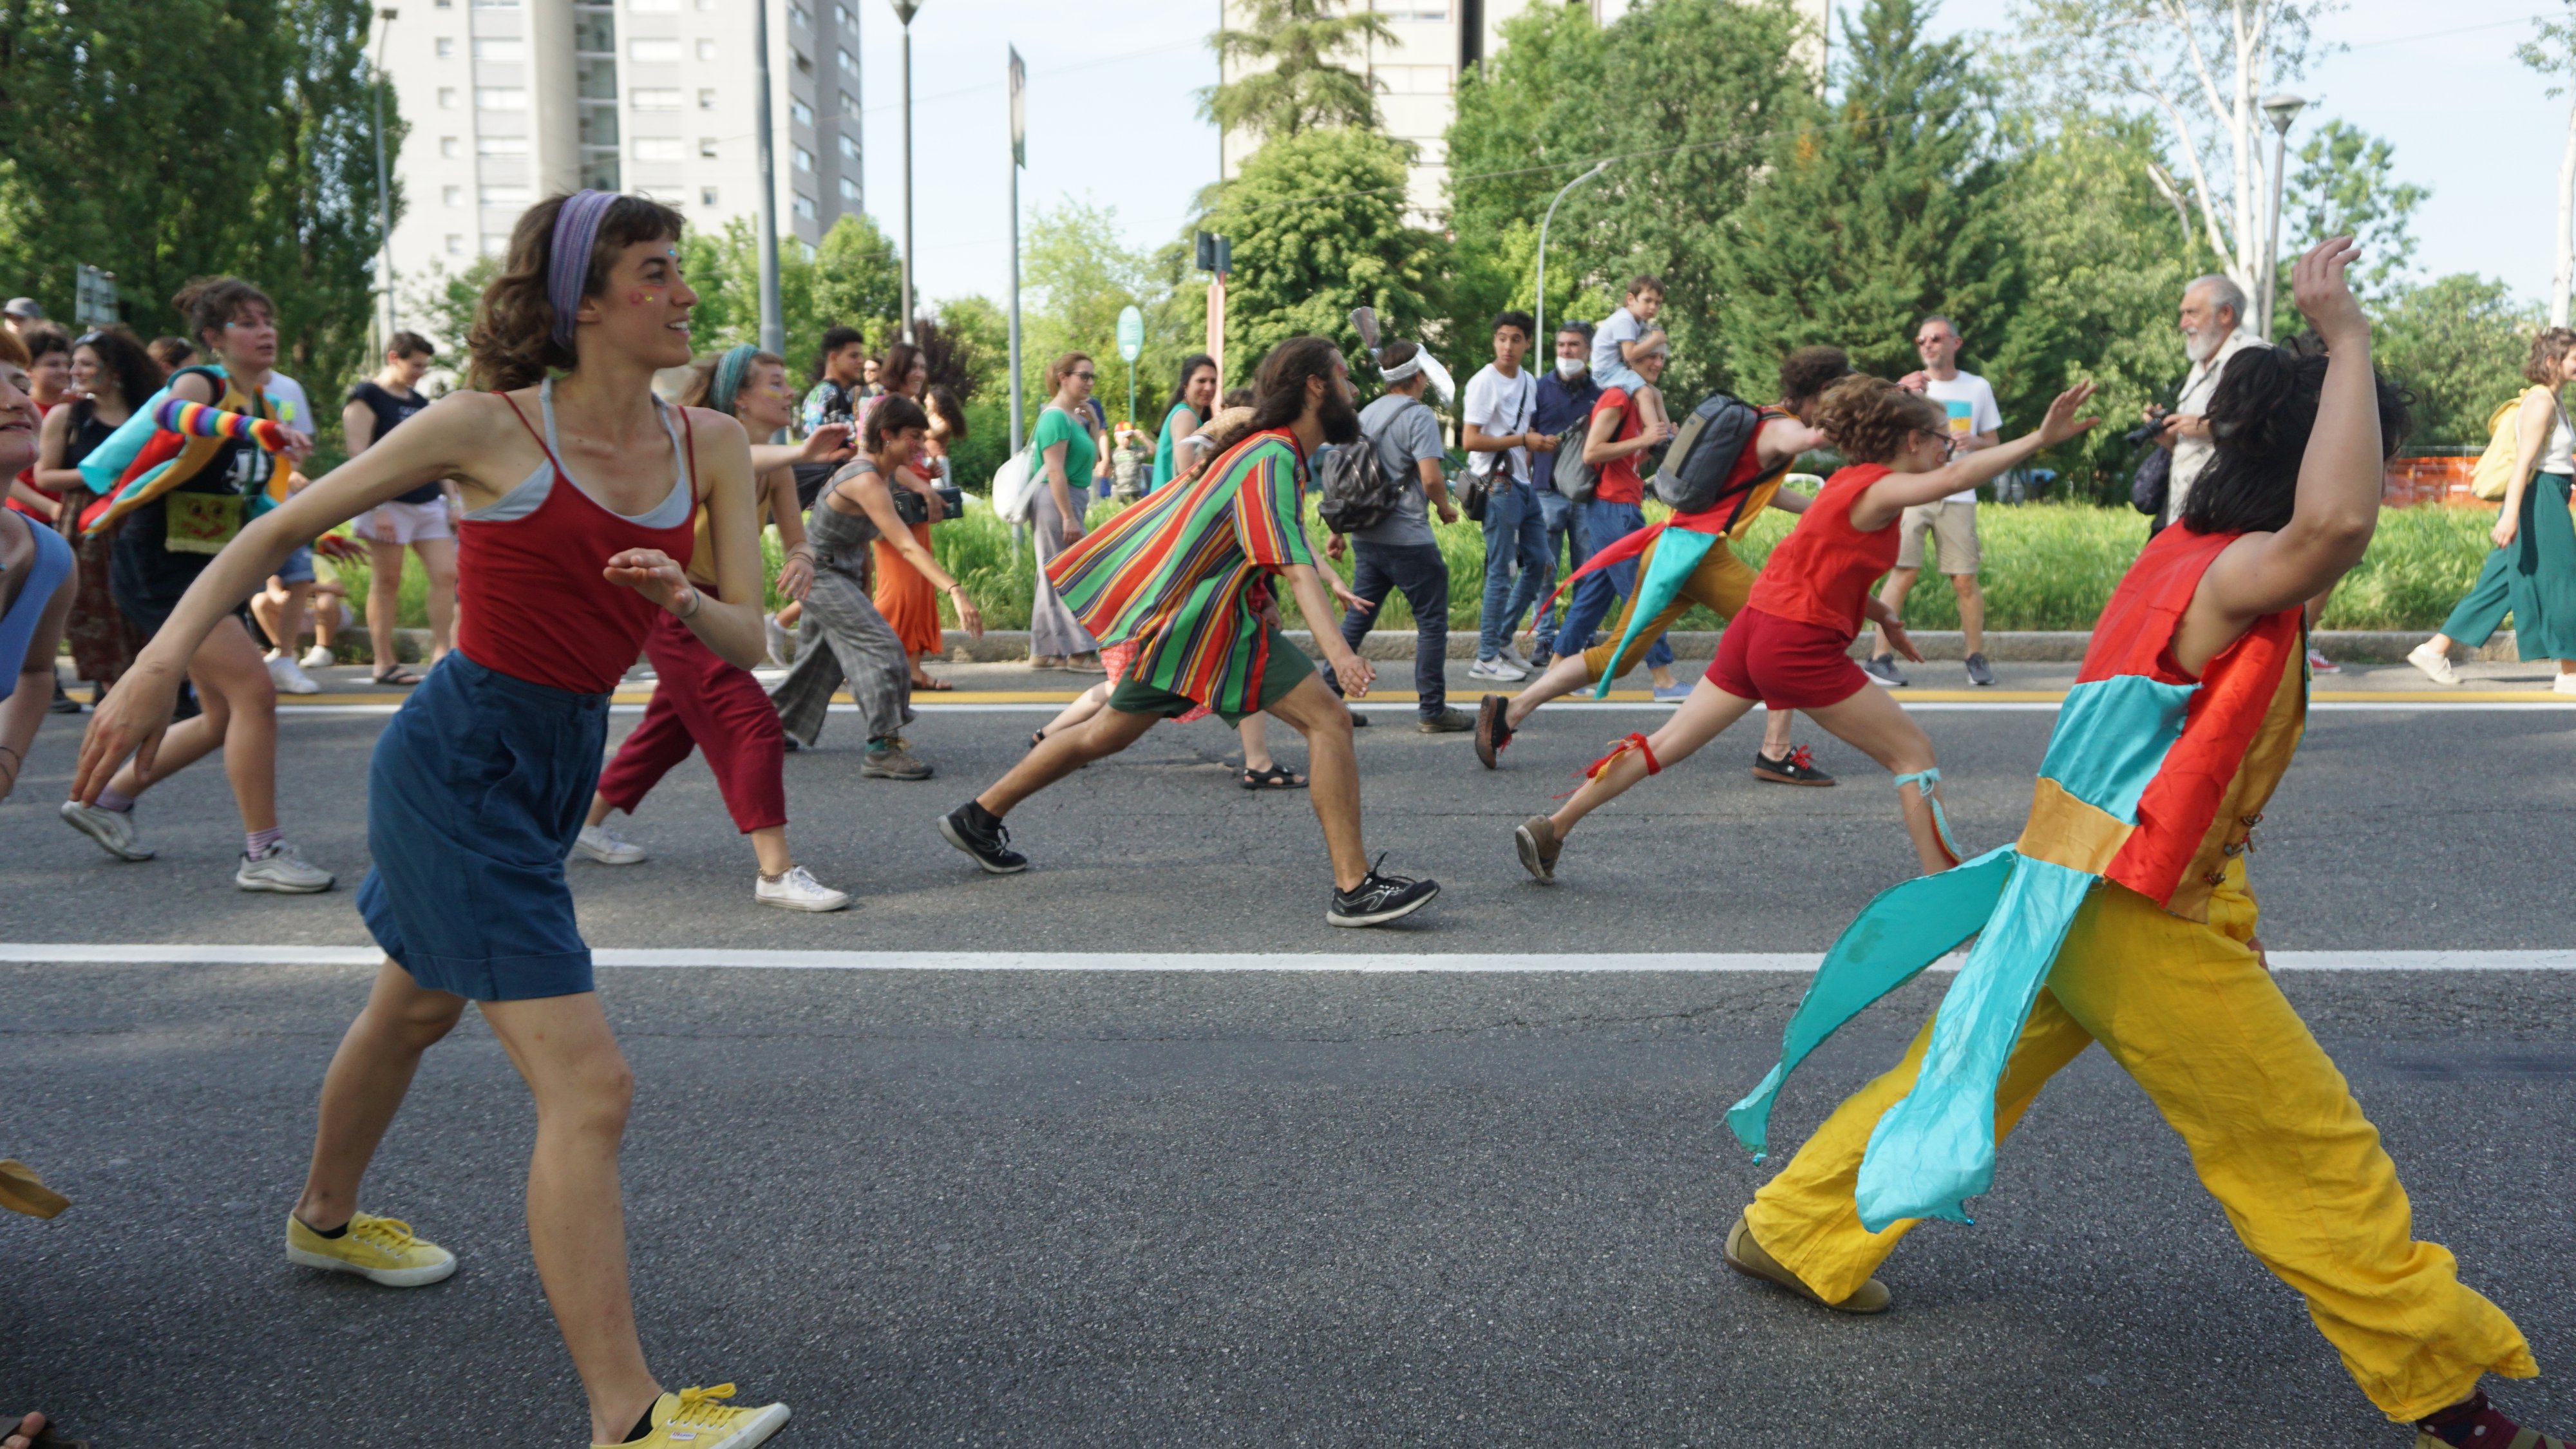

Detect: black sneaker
[1348, 710, 1371, 728]
[1328, 857, 1440, 927]
[1417, 706, 1473, 734]
[1964, 652, 1996, 687]
[1474, 693, 1513, 770]
[50, 678, 82, 714]
[938, 802, 1028, 874]
[1862, 653, 1909, 688]
[1528, 645, 1553, 671]
[1752, 743, 1837, 787]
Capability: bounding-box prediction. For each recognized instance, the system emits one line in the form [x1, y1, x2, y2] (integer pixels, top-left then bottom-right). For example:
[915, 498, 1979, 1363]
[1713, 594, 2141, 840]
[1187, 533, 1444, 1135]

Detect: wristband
[674, 585, 703, 619]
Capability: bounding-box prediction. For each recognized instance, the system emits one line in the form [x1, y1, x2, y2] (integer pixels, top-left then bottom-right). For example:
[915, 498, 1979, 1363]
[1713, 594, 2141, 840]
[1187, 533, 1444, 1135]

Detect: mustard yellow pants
[1580, 534, 1755, 683]
[1744, 864, 2537, 1422]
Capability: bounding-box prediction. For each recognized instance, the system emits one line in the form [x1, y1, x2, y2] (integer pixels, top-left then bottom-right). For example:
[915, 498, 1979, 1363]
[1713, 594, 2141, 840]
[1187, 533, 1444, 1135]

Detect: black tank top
[62, 398, 118, 470]
[348, 379, 439, 504]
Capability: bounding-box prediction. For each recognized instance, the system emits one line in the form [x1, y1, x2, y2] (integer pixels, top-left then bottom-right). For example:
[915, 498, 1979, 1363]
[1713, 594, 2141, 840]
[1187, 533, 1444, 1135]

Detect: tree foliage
[2372, 276, 2544, 448]
[1201, 0, 1396, 144]
[1203, 126, 1445, 388]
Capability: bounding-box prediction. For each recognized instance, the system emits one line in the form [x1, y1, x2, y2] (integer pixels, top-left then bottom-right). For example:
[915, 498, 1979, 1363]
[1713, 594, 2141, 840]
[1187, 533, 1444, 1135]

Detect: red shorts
[1707, 606, 1871, 710]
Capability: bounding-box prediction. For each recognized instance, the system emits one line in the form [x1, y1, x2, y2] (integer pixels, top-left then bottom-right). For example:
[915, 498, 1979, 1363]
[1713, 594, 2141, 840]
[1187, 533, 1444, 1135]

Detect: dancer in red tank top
[1511, 374, 2100, 887]
[74, 192, 790, 1447]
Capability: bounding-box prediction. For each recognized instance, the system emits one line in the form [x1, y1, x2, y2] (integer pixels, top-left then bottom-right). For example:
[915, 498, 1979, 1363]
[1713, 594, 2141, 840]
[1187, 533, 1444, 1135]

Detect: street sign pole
[1007, 45, 1026, 455]
[1116, 303, 1143, 427]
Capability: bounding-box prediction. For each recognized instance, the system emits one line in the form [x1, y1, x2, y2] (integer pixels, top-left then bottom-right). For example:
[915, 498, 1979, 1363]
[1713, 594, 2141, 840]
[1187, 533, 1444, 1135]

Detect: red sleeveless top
[1745, 463, 1900, 635]
[456, 395, 699, 696]
[2081, 525, 2306, 918]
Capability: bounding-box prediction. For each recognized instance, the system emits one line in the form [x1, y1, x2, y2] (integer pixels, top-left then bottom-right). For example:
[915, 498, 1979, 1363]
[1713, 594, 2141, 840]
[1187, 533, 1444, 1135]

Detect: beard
[2184, 320, 2231, 365]
[1316, 387, 1363, 446]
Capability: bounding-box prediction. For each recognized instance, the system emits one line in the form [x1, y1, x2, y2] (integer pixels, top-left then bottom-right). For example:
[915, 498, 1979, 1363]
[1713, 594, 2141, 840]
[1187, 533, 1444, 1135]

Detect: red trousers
[594, 603, 788, 833]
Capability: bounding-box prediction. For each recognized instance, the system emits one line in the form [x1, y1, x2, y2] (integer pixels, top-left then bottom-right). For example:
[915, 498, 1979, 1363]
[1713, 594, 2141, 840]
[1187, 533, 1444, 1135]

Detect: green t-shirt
[1150, 403, 1200, 493]
[1034, 406, 1096, 497]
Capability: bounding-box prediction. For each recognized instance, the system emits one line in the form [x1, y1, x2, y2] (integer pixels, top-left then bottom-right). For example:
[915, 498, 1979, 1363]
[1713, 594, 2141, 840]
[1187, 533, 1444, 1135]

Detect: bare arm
[2487, 388, 2555, 550]
[0, 560, 74, 801]
[1041, 437, 1083, 541]
[764, 466, 813, 601]
[1417, 456, 1456, 523]
[342, 398, 376, 455]
[836, 469, 983, 635]
[27, 406, 77, 509]
[1581, 405, 1665, 466]
[1850, 384, 2099, 530]
[2176, 237, 2381, 675]
[1280, 562, 1374, 697]
[640, 406, 768, 669]
[749, 421, 851, 476]
[1766, 488, 1813, 515]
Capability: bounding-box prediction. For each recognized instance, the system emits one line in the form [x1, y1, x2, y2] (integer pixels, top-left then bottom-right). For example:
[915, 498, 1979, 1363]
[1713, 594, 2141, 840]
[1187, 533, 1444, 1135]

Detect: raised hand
[601, 548, 694, 614]
[2293, 234, 2369, 348]
[2036, 382, 2101, 449]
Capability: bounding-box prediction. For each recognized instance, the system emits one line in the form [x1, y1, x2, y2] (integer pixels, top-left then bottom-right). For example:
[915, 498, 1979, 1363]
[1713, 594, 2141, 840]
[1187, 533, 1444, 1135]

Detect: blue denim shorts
[357, 652, 610, 1001]
[275, 545, 316, 585]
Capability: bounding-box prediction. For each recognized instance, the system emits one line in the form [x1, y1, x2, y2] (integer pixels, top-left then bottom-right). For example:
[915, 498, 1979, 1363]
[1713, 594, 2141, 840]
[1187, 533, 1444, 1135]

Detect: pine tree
[1200, 0, 1397, 145]
[1713, 0, 2020, 401]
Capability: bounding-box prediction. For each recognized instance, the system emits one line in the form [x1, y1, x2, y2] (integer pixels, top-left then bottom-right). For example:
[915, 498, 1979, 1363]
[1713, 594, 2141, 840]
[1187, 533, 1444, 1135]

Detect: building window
[698, 137, 719, 158]
[838, 176, 858, 203]
[439, 135, 461, 158]
[837, 133, 858, 164]
[697, 88, 717, 109]
[446, 234, 466, 254]
[696, 39, 716, 61]
[627, 0, 677, 10]
[839, 88, 858, 117]
[581, 155, 621, 189]
[834, 3, 852, 26]
[793, 48, 813, 77]
[480, 234, 511, 254]
[837, 46, 856, 75]
[477, 135, 530, 155]
[632, 137, 684, 161]
[434, 0, 451, 8]
[628, 37, 681, 62]
[442, 185, 464, 207]
[790, 98, 813, 128]
[701, 187, 719, 207]
[629, 87, 681, 109]
[475, 88, 527, 109]
[479, 184, 531, 207]
[435, 36, 455, 57]
[471, 36, 525, 61]
[437, 87, 459, 108]
[469, 0, 518, 6]
[789, 1, 811, 27]
[793, 193, 816, 221]
[792, 144, 813, 173]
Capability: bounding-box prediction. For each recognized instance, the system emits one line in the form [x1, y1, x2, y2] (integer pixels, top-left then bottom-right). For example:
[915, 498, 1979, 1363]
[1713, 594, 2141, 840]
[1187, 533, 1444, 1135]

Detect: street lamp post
[372, 7, 399, 350]
[2259, 92, 2308, 340]
[753, 0, 785, 353]
[1533, 160, 1607, 345]
[891, 1, 922, 345]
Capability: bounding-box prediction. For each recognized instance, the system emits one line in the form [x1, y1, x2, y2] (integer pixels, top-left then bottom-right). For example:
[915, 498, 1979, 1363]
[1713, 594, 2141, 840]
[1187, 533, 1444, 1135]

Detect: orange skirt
[872, 522, 943, 657]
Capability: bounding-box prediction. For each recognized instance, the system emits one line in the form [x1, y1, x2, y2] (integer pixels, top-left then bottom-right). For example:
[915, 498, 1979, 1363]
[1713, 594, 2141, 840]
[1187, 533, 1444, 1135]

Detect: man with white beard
[2156, 274, 2262, 526]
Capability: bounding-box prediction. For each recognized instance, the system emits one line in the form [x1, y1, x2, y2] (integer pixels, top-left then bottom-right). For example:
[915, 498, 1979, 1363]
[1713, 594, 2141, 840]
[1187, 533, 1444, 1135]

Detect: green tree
[1716, 0, 2020, 396]
[255, 0, 403, 395]
[403, 254, 498, 365]
[2264, 118, 2427, 333]
[1202, 126, 1445, 388]
[1201, 0, 1396, 144]
[811, 212, 905, 345]
[1442, 3, 1614, 354]
[2371, 275, 2543, 447]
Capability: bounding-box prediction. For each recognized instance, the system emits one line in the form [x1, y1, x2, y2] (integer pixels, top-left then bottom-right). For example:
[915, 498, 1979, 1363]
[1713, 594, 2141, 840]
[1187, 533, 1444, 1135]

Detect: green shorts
[1107, 627, 1316, 727]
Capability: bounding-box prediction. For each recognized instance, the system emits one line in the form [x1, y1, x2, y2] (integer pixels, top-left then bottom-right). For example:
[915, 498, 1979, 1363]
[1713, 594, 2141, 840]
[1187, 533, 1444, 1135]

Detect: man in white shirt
[1462, 310, 1551, 679]
[2157, 273, 2262, 527]
[1868, 316, 2002, 687]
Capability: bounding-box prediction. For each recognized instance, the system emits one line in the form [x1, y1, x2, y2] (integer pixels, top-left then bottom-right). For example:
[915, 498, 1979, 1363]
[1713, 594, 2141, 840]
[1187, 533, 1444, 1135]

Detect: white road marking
[1, 945, 2570, 972]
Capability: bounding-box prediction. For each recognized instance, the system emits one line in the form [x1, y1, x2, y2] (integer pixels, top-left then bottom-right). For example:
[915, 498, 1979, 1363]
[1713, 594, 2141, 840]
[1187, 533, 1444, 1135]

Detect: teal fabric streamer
[1591, 526, 1716, 699]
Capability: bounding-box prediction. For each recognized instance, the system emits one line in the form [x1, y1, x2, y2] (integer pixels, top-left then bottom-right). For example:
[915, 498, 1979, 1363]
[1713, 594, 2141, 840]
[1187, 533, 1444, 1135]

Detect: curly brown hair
[1776, 345, 1852, 407]
[1814, 375, 1946, 466]
[171, 276, 274, 350]
[466, 193, 688, 393]
[2523, 327, 2576, 387]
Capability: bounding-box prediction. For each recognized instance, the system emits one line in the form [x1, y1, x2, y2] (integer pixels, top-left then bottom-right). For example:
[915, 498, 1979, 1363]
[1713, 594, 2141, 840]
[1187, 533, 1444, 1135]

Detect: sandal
[1240, 764, 1307, 790]
[914, 676, 956, 691]
[1027, 729, 1047, 752]
[370, 666, 422, 687]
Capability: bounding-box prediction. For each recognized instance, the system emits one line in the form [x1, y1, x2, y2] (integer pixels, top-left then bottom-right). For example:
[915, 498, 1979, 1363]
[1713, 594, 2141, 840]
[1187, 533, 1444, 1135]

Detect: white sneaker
[2555, 672, 2576, 697]
[236, 842, 335, 894]
[571, 824, 649, 866]
[756, 864, 851, 912]
[299, 644, 335, 670]
[2405, 640, 2458, 686]
[764, 613, 794, 667]
[1466, 657, 1526, 682]
[59, 800, 154, 860]
[1499, 644, 1534, 671]
[265, 654, 320, 695]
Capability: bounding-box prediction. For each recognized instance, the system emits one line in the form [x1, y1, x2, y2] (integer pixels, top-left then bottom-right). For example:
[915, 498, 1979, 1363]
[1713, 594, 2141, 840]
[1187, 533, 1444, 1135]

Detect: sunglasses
[1071, 370, 1096, 381]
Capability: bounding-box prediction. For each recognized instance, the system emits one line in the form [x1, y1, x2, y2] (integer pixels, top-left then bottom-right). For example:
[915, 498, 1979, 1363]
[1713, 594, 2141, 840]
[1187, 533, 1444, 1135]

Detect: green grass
[338, 495, 2506, 636]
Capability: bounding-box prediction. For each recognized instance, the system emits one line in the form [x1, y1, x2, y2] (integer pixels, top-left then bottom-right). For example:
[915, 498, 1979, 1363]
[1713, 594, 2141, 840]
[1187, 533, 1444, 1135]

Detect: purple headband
[547, 189, 620, 348]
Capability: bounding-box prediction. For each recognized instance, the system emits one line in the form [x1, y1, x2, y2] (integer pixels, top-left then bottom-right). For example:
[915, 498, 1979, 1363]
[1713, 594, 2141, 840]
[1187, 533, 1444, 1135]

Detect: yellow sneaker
[595, 1384, 790, 1449]
[284, 1211, 457, 1287]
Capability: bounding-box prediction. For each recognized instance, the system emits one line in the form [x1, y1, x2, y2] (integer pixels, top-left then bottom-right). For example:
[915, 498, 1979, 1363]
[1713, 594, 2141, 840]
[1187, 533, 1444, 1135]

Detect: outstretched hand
[2293, 234, 2369, 348]
[1333, 651, 1377, 699]
[70, 663, 182, 806]
[2035, 383, 2101, 450]
[602, 549, 694, 614]
[796, 422, 855, 466]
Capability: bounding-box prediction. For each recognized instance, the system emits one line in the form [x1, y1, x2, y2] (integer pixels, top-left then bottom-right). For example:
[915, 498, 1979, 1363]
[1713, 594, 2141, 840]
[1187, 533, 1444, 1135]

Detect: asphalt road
[3, 668, 2572, 1445]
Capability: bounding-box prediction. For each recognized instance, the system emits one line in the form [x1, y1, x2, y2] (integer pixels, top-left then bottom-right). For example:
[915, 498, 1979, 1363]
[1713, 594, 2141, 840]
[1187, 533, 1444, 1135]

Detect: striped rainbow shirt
[1045, 427, 1314, 715]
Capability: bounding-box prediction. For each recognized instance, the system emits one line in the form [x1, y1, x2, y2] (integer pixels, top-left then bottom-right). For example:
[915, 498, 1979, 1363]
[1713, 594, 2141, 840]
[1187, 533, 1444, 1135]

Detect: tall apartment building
[383, 0, 866, 341]
[1217, 0, 1826, 223]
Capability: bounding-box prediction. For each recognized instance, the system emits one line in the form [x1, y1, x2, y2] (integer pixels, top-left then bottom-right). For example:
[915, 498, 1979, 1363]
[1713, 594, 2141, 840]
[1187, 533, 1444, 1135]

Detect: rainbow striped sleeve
[1231, 440, 1312, 570]
[153, 397, 287, 453]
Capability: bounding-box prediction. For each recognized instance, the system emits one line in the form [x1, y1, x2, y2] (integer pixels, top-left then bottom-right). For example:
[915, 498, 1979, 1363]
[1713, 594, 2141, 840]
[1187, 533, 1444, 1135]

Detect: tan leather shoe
[1723, 1211, 1889, 1314]
[0, 1160, 70, 1219]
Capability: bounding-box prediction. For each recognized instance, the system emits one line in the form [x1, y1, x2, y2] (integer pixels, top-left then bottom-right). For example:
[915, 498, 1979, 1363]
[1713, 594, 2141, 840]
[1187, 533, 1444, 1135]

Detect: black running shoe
[938, 803, 1028, 875]
[50, 678, 82, 715]
[1328, 857, 1440, 927]
[1474, 693, 1513, 770]
[1752, 743, 1837, 787]
[1964, 651, 1996, 688]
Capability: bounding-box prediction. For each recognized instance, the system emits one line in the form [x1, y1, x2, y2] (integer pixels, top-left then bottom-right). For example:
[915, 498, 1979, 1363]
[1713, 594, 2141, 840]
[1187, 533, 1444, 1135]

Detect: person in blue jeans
[1323, 341, 1473, 732]
[1462, 311, 1549, 681]
[1553, 343, 1685, 698]
[1528, 320, 1600, 667]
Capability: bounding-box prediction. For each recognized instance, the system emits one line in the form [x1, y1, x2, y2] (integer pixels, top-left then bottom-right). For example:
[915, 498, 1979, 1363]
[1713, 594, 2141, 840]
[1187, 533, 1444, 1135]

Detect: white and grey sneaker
[1328, 858, 1441, 928]
[764, 612, 794, 667]
[59, 800, 154, 861]
[1861, 653, 1909, 688]
[571, 823, 649, 865]
[1964, 652, 1996, 688]
[2405, 639, 2458, 686]
[1466, 657, 1526, 683]
[265, 653, 321, 695]
[1498, 644, 1535, 671]
[755, 865, 851, 912]
[298, 644, 336, 670]
[236, 843, 335, 894]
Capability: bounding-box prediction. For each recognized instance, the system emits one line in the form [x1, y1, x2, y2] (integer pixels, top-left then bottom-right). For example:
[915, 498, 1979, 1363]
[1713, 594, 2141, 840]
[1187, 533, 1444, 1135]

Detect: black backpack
[1318, 397, 1430, 534]
[1651, 392, 1767, 515]
[1550, 420, 1599, 504]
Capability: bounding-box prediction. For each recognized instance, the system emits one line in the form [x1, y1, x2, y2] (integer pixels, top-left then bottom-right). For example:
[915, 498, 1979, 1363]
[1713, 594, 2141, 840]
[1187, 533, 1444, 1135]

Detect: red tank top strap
[498, 392, 563, 475]
[677, 404, 698, 504]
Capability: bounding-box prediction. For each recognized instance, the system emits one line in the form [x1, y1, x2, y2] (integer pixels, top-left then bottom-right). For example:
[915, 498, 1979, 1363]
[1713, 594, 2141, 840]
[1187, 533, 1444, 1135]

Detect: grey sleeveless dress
[769, 476, 915, 746]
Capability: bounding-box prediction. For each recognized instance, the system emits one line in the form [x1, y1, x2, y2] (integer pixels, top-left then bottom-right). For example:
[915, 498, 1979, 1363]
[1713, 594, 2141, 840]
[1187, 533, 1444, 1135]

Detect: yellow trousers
[1744, 864, 2536, 1421]
[1580, 534, 1754, 683]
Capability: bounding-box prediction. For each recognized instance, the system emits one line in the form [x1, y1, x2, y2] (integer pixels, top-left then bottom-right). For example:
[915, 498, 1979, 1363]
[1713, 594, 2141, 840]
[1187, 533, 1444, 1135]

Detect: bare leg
[1953, 574, 1985, 658]
[272, 580, 312, 659]
[366, 536, 406, 672]
[585, 793, 615, 829]
[1034, 679, 1113, 741]
[1635, 381, 1670, 433]
[1263, 675, 1368, 890]
[1755, 706, 1798, 759]
[1799, 685, 1956, 873]
[478, 991, 662, 1446]
[415, 535, 459, 661]
[976, 706, 1161, 816]
[1546, 677, 1758, 838]
[1503, 649, 1597, 729]
[1873, 567, 1921, 657]
[747, 826, 793, 876]
[1238, 714, 1295, 777]
[293, 961, 466, 1231]
[106, 618, 279, 831]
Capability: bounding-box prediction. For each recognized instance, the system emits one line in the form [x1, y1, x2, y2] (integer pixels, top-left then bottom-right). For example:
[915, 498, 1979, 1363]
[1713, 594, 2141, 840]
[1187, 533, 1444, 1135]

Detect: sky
[849, 0, 2570, 312]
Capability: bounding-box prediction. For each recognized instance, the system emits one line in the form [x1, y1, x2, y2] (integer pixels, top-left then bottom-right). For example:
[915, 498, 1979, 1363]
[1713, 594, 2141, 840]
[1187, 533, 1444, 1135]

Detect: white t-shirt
[1591, 307, 1645, 379]
[264, 372, 314, 435]
[1918, 370, 2001, 504]
[1463, 363, 1537, 482]
[2164, 330, 2261, 525]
